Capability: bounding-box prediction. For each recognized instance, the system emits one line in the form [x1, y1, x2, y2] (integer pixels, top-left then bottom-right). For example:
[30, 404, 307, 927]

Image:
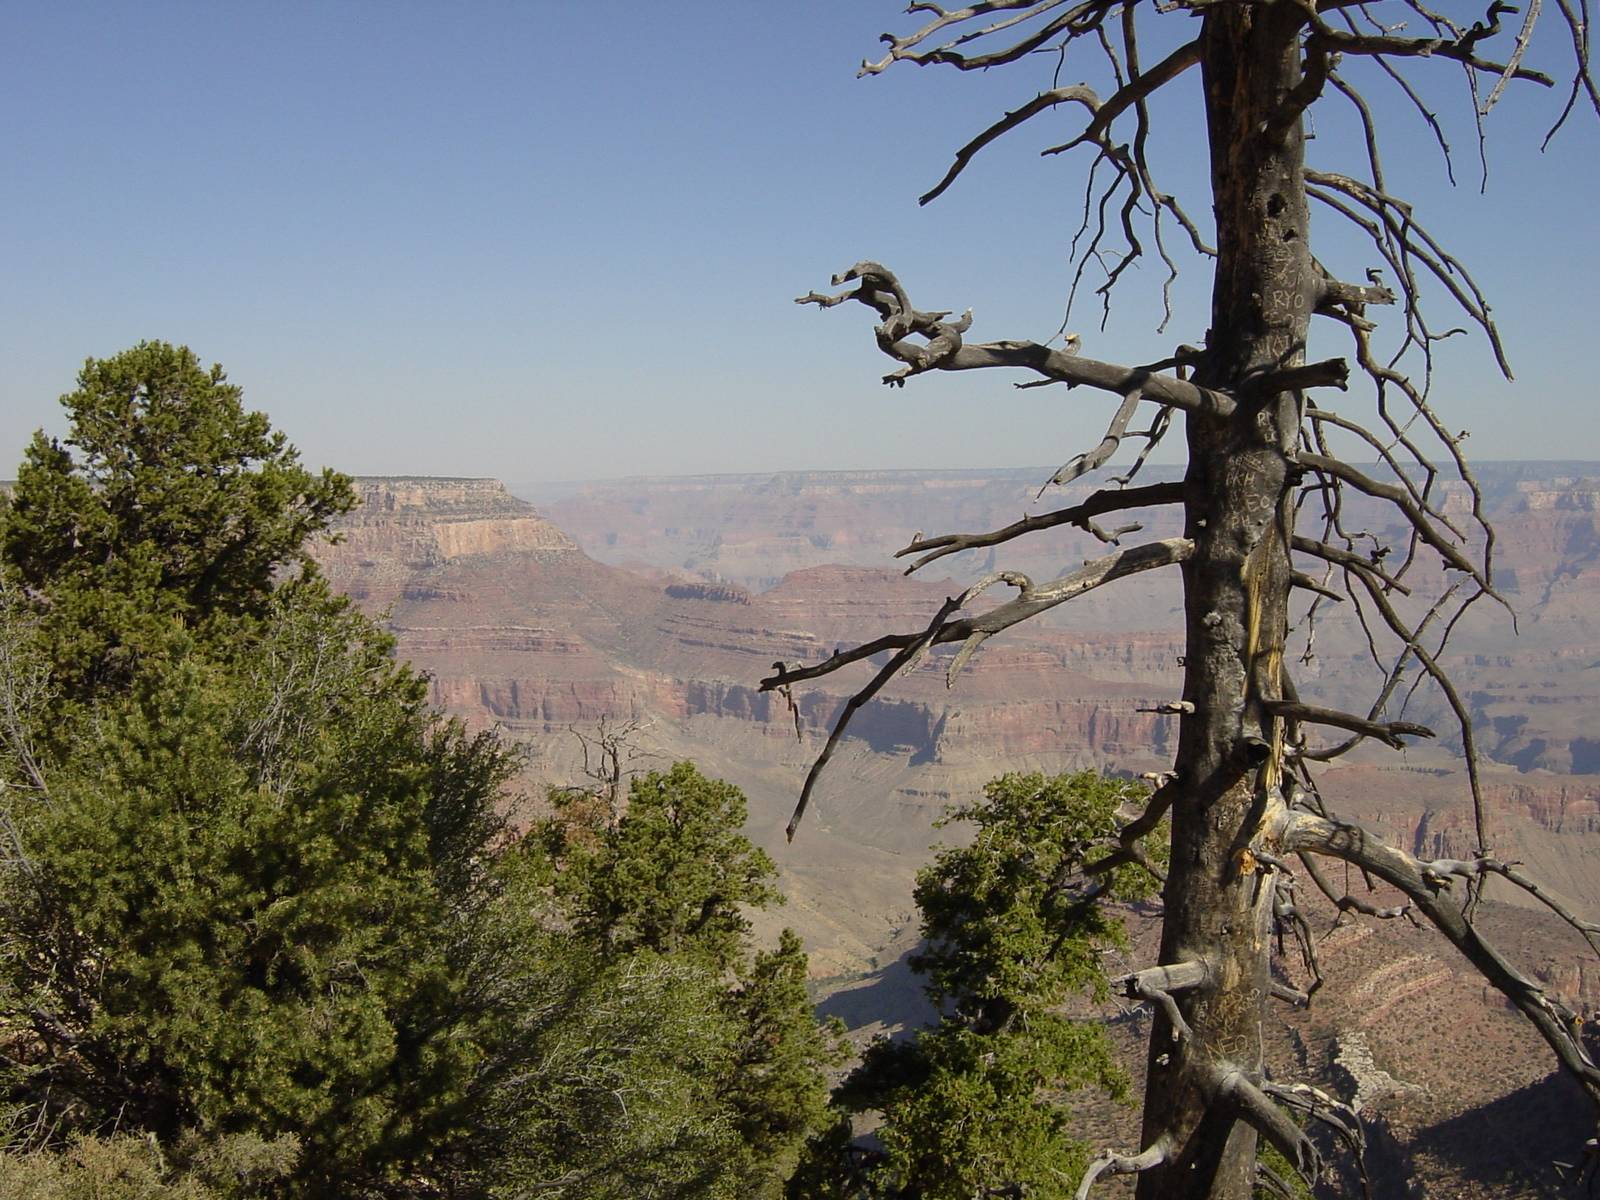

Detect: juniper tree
[818, 771, 1163, 1199]
[764, 5, 1600, 1196]
[537, 761, 783, 971]
[1, 348, 842, 1198]
[1, 341, 354, 705]
[501, 763, 841, 1199]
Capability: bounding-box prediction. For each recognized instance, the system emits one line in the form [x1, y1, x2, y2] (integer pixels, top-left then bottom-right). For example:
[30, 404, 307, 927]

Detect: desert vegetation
[0, 344, 842, 1198]
[2, 3, 1598, 1198]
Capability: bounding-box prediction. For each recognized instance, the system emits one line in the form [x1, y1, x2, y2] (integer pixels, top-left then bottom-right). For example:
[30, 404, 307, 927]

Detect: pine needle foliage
[0, 345, 503, 1195]
[504, 763, 844, 1199]
[804, 771, 1166, 1199]
[1, 341, 354, 706]
[0, 345, 842, 1199]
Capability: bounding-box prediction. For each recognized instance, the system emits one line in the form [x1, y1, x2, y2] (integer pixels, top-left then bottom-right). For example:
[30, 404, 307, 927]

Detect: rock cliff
[313, 468, 1600, 1199]
[317, 470, 1600, 961]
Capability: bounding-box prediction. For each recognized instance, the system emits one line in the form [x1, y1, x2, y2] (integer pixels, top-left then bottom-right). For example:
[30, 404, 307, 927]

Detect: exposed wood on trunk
[1136, 6, 1312, 1196]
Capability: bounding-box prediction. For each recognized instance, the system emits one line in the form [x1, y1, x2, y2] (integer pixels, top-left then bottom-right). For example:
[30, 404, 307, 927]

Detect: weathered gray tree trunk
[780, 5, 1600, 1195]
[1137, 8, 1312, 1197]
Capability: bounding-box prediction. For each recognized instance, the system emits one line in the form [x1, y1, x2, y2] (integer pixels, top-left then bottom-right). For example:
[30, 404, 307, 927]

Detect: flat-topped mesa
[322, 477, 576, 572]
[314, 477, 578, 610]
[1516, 478, 1600, 512]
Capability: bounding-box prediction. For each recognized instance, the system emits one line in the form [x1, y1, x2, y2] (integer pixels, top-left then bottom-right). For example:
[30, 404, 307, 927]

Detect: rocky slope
[316, 468, 1600, 1197]
[317, 469, 1600, 970]
[528, 463, 1600, 776]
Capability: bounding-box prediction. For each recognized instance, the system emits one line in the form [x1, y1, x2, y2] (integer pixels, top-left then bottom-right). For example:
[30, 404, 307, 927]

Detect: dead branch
[1255, 1160, 1298, 1200]
[919, 84, 1099, 206]
[1068, 11, 1213, 326]
[1264, 700, 1434, 750]
[1482, 0, 1544, 113]
[1077, 777, 1178, 888]
[797, 262, 1236, 415]
[1321, 259, 1504, 603]
[1362, 52, 1459, 182]
[1264, 1079, 1372, 1198]
[1113, 773, 1180, 849]
[1334, 554, 1492, 851]
[1109, 403, 1175, 486]
[862, 0, 1121, 77]
[1305, 172, 1511, 377]
[1240, 357, 1351, 398]
[1113, 960, 1208, 1041]
[1296, 453, 1500, 602]
[763, 538, 1190, 837]
[1316, 272, 1397, 312]
[1272, 871, 1326, 997]
[1270, 981, 1310, 1007]
[567, 716, 659, 811]
[1480, 858, 1600, 957]
[1290, 570, 1343, 603]
[1038, 37, 1203, 158]
[1263, 1078, 1363, 1144]
[1304, 407, 1456, 529]
[1217, 1067, 1322, 1186]
[1543, 0, 1600, 144]
[928, 84, 1100, 204]
[777, 593, 965, 842]
[1301, 579, 1459, 762]
[1074, 1137, 1169, 1200]
[800, 2, 1600, 1181]
[763, 538, 1192, 693]
[1280, 810, 1600, 1103]
[1045, 387, 1145, 488]
[1291, 534, 1412, 595]
[0, 604, 49, 799]
[1082, 842, 1166, 883]
[1306, 21, 1555, 83]
[1297, 850, 1416, 924]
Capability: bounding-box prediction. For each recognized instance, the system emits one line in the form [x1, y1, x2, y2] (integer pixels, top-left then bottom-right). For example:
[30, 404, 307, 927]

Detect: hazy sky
[3, 2, 1596, 484]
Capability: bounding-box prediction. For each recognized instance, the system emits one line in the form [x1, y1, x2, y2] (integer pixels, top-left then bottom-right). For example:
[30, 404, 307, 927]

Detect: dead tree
[763, 3, 1600, 1197]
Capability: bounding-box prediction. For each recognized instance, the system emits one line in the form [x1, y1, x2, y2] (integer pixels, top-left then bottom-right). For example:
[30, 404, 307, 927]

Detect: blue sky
[2, 2, 1596, 483]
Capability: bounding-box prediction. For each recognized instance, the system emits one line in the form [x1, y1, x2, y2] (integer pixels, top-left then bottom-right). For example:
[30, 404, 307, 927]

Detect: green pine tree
[538, 761, 782, 970]
[804, 771, 1166, 1200]
[720, 929, 843, 1197]
[503, 762, 842, 1199]
[1, 345, 840, 1199]
[0, 594, 513, 1195]
[0, 346, 508, 1195]
[0, 341, 354, 705]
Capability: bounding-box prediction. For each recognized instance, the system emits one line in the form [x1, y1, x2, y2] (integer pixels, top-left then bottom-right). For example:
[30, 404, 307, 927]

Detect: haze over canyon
[315, 462, 1600, 1197]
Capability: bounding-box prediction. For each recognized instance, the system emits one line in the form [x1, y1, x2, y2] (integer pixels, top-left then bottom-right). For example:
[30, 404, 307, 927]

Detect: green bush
[0, 346, 841, 1198]
[0, 1133, 296, 1200]
[801, 771, 1164, 1199]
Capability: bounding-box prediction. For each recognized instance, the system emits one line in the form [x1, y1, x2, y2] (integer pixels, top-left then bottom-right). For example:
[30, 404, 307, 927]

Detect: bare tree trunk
[783, 6, 1600, 1195]
[1137, 8, 1313, 1197]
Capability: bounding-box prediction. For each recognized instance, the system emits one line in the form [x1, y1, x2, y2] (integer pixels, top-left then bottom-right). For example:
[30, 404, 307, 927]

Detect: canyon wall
[316, 467, 1600, 971]
[315, 467, 1600, 1194]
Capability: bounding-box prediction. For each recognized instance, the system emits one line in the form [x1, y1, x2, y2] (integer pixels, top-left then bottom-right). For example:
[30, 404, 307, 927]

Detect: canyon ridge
[317, 463, 1600, 1197]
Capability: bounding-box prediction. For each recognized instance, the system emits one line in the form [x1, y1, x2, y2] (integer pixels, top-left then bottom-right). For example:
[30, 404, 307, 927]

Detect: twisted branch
[1075, 1137, 1168, 1199]
[1113, 960, 1208, 1042]
[1280, 810, 1600, 1104]
[762, 539, 1191, 836]
[797, 263, 1235, 414]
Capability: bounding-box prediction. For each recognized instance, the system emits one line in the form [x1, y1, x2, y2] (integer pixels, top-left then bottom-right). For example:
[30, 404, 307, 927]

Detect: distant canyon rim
[297, 462, 1600, 1194]
[316, 464, 1600, 972]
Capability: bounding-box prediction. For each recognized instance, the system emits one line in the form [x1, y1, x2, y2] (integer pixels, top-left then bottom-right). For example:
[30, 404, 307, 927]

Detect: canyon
[317, 464, 1600, 1197]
